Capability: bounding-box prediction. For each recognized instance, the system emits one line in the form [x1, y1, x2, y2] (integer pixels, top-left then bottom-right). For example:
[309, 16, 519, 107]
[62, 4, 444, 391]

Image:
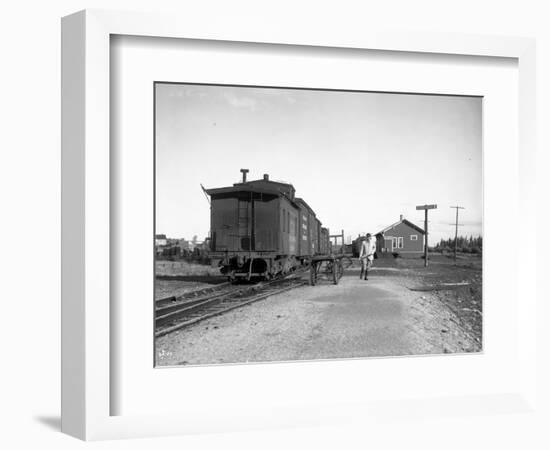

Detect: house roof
[155, 234, 167, 239]
[375, 218, 425, 236]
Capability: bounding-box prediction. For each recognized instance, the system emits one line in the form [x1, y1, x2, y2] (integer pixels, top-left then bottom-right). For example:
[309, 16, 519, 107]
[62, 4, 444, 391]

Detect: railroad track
[155, 271, 308, 338]
[155, 281, 231, 308]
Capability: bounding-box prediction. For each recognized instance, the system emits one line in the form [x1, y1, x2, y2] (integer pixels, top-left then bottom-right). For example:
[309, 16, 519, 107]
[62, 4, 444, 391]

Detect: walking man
[359, 233, 376, 280]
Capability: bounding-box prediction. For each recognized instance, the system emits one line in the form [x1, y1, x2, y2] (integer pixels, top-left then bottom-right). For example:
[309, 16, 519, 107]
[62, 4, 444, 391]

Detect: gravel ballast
[156, 272, 480, 366]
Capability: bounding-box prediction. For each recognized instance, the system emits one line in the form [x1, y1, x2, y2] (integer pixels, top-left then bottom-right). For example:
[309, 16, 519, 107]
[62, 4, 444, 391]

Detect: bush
[392, 252, 401, 258]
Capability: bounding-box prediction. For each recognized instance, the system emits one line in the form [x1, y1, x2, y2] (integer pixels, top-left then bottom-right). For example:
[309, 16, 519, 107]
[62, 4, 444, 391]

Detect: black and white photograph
[154, 82, 483, 366]
[6, 0, 547, 446]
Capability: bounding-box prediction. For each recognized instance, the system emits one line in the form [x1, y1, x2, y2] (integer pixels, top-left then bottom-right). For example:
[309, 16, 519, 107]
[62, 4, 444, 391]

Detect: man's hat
[366, 233, 372, 238]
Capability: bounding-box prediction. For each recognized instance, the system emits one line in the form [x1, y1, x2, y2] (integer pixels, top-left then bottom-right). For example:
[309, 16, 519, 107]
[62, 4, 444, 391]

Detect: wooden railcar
[206, 172, 329, 281]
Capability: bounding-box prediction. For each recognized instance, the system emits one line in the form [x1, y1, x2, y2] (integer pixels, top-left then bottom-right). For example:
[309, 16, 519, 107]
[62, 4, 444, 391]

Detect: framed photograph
[62, 9, 537, 440]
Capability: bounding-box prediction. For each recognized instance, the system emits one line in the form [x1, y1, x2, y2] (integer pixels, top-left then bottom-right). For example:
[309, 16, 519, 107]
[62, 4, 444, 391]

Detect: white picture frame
[61, 9, 537, 441]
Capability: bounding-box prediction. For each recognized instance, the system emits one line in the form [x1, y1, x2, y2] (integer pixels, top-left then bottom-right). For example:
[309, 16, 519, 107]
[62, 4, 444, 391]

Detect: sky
[155, 83, 482, 244]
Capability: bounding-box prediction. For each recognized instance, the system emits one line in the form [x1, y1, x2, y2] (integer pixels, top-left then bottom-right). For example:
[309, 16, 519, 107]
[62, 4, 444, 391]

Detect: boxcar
[295, 197, 319, 258]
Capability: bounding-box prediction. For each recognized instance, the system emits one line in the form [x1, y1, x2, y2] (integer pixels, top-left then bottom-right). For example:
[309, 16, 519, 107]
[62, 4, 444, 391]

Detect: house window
[410, 234, 418, 241]
[397, 237, 404, 249]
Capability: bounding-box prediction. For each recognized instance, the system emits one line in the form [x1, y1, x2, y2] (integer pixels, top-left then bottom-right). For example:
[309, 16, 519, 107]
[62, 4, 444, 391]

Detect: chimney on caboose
[240, 168, 249, 183]
[263, 174, 269, 181]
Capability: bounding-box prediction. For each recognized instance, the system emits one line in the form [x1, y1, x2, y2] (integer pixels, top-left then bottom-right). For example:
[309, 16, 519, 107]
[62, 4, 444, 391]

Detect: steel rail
[155, 272, 308, 338]
[155, 280, 307, 338]
[156, 285, 245, 317]
[155, 281, 231, 308]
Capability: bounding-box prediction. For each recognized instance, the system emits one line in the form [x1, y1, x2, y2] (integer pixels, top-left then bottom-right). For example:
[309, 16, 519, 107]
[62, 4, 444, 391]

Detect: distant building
[155, 234, 167, 247]
[375, 215, 425, 255]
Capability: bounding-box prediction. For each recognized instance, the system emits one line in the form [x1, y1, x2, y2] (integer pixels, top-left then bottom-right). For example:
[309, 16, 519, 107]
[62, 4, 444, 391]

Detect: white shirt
[359, 237, 376, 261]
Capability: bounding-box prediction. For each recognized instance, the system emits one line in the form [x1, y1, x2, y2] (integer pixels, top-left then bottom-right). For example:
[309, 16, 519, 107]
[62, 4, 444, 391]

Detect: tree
[435, 235, 482, 253]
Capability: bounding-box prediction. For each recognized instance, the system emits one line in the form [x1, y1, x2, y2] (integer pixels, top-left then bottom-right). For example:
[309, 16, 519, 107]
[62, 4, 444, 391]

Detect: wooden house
[375, 215, 425, 255]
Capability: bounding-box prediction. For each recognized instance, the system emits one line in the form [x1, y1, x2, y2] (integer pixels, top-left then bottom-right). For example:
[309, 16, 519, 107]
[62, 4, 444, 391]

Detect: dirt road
[156, 268, 481, 366]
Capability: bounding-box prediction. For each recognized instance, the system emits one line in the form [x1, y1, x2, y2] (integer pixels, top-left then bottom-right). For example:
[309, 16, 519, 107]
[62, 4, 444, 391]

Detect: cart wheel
[310, 263, 317, 286]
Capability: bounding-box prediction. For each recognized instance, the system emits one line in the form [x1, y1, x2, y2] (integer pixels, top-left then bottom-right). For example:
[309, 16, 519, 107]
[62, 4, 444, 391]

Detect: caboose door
[237, 198, 252, 251]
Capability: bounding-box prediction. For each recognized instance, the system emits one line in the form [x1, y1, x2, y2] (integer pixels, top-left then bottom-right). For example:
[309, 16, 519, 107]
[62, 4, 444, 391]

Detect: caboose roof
[376, 218, 425, 235]
[233, 178, 293, 188]
[206, 177, 296, 198]
[233, 179, 295, 197]
[204, 185, 281, 196]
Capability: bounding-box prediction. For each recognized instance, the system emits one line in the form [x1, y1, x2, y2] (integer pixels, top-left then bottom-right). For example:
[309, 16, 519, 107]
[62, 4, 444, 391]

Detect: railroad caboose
[205, 170, 330, 281]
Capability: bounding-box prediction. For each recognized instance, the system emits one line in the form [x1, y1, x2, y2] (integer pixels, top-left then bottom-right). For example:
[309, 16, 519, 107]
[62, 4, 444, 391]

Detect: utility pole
[416, 204, 437, 267]
[450, 206, 465, 263]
